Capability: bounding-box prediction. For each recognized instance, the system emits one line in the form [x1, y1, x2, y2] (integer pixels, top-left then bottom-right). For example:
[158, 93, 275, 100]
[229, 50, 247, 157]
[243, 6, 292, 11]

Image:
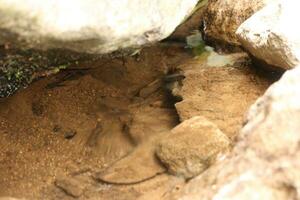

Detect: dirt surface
[0, 43, 278, 199]
[0, 44, 190, 199]
[175, 52, 276, 139]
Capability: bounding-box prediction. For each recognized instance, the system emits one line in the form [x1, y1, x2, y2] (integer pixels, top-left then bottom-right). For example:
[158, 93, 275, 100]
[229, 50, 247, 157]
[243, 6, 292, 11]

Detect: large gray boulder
[237, 0, 300, 70]
[0, 0, 198, 54]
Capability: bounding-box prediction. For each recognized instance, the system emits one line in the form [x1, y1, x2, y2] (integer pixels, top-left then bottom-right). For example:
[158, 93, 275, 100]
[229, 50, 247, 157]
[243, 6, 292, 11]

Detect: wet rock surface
[156, 116, 230, 179]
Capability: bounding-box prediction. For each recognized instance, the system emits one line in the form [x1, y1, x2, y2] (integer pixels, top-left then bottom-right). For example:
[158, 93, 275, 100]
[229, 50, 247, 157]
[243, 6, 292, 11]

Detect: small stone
[156, 116, 230, 179]
[53, 125, 62, 133]
[64, 130, 77, 139]
[55, 177, 83, 198]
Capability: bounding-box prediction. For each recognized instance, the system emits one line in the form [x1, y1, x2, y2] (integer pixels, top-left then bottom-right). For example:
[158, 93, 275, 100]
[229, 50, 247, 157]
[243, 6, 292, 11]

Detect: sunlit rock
[0, 0, 198, 54]
[156, 116, 230, 179]
[203, 0, 273, 46]
[169, 66, 300, 200]
[237, 0, 300, 70]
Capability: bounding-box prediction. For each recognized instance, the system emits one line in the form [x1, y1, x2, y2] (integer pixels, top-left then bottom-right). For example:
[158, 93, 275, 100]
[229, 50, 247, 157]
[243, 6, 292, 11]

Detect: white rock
[236, 0, 300, 69]
[241, 65, 300, 156]
[0, 0, 198, 54]
[203, 0, 273, 46]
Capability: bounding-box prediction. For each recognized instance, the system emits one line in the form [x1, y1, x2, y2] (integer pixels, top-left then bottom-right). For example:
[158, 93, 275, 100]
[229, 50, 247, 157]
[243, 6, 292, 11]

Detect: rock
[168, 66, 300, 200]
[52, 125, 62, 133]
[55, 177, 84, 198]
[0, 0, 199, 54]
[236, 0, 300, 70]
[156, 116, 230, 179]
[203, 0, 272, 46]
[64, 129, 77, 139]
[241, 65, 300, 157]
[175, 52, 271, 138]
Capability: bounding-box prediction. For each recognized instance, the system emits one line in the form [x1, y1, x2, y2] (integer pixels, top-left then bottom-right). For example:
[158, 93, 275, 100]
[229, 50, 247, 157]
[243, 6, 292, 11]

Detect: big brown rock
[156, 116, 230, 179]
[203, 0, 272, 46]
[168, 66, 300, 200]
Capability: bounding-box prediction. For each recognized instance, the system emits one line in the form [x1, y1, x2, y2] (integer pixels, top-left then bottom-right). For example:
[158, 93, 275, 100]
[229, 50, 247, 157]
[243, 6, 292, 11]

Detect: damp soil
[0, 43, 280, 200]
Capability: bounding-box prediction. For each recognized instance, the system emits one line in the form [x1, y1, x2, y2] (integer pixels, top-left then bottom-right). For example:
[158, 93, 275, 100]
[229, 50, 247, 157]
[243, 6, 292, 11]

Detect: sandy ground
[0, 43, 279, 199]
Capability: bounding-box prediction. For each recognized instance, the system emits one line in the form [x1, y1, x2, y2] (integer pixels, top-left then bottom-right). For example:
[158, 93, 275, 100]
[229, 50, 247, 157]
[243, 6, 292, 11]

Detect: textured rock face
[237, 0, 300, 70]
[0, 0, 198, 54]
[156, 116, 230, 179]
[203, 0, 272, 46]
[242, 66, 300, 156]
[169, 0, 207, 40]
[169, 66, 300, 200]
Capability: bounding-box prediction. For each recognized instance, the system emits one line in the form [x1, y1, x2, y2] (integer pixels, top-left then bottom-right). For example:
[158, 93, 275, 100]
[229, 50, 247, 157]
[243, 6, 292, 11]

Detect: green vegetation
[0, 48, 91, 98]
[186, 31, 206, 56]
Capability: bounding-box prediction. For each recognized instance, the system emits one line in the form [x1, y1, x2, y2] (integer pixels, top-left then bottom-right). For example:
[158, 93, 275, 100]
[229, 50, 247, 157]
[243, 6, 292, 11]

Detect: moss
[186, 31, 206, 56]
[0, 48, 93, 98]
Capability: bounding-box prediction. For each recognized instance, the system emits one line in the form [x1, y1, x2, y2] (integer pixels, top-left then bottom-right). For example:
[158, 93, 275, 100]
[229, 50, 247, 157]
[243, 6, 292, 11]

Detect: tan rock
[203, 0, 272, 46]
[156, 116, 230, 179]
[55, 177, 84, 198]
